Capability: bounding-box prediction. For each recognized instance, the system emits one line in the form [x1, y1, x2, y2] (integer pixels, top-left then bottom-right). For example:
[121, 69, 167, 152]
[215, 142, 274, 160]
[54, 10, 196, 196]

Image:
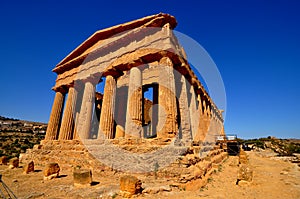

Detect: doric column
[58, 86, 78, 140]
[197, 99, 208, 142]
[210, 112, 216, 138]
[205, 105, 214, 143]
[157, 57, 178, 138]
[194, 94, 204, 142]
[77, 79, 96, 139]
[45, 88, 66, 140]
[176, 74, 192, 144]
[98, 75, 116, 139]
[73, 82, 84, 140]
[125, 67, 143, 138]
[188, 85, 198, 139]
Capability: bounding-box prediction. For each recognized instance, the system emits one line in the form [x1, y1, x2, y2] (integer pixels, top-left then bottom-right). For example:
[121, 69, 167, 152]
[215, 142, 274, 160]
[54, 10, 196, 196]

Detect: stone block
[8, 157, 19, 169]
[142, 185, 171, 194]
[239, 149, 248, 164]
[115, 125, 125, 138]
[237, 164, 253, 183]
[120, 175, 142, 198]
[73, 169, 92, 186]
[23, 161, 34, 174]
[0, 156, 8, 165]
[44, 163, 60, 180]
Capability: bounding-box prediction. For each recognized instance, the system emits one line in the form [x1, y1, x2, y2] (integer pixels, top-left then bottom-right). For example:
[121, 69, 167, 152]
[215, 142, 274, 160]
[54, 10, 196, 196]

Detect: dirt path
[1, 151, 299, 198]
[179, 151, 300, 199]
[137, 151, 300, 199]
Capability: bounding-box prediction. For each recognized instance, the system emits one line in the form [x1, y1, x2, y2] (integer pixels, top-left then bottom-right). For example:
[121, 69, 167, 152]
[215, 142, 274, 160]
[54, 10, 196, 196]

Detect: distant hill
[0, 115, 19, 121]
[238, 136, 300, 156]
[0, 115, 47, 125]
[0, 115, 46, 159]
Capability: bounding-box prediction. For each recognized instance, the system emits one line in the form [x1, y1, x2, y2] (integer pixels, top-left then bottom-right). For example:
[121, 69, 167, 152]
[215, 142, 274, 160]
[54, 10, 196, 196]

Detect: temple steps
[20, 139, 228, 190]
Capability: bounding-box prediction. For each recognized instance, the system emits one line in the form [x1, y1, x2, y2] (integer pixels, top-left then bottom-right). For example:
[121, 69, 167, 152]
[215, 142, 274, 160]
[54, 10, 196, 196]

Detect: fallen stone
[8, 157, 19, 169]
[237, 180, 251, 186]
[73, 169, 92, 186]
[44, 163, 60, 180]
[24, 161, 35, 174]
[142, 185, 171, 194]
[0, 156, 8, 165]
[239, 150, 248, 164]
[120, 175, 142, 198]
[237, 164, 253, 183]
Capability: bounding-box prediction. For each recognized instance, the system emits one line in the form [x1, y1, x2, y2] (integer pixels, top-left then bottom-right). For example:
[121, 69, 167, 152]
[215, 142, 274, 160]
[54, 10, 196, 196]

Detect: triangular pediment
[54, 13, 177, 72]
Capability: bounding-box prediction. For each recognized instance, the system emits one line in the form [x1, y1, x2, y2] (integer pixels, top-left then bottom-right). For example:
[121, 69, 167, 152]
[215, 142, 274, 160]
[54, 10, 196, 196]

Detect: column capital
[103, 69, 123, 79]
[52, 86, 68, 94]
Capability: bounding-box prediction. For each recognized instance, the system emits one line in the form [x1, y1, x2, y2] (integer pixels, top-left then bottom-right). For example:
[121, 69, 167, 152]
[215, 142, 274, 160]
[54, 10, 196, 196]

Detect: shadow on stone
[91, 181, 100, 186]
[34, 169, 42, 173]
[57, 174, 68, 178]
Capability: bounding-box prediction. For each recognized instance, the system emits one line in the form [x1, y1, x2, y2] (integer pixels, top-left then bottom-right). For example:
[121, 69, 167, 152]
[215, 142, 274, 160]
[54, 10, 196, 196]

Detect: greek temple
[44, 13, 224, 145]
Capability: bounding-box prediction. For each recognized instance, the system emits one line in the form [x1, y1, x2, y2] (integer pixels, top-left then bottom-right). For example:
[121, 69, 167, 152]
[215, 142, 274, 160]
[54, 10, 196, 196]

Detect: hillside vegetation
[238, 136, 300, 156]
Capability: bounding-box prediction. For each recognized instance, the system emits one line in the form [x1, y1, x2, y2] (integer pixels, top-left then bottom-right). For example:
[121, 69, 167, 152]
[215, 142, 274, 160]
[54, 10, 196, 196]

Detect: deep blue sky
[0, 1, 299, 139]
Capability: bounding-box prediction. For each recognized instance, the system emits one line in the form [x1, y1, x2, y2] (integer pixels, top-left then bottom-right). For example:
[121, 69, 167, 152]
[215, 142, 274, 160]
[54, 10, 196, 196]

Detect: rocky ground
[0, 149, 299, 199]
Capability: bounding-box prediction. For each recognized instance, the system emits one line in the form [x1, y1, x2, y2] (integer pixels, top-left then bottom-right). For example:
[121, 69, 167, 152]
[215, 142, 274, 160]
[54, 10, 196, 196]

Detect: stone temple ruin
[45, 13, 224, 144]
[22, 13, 227, 190]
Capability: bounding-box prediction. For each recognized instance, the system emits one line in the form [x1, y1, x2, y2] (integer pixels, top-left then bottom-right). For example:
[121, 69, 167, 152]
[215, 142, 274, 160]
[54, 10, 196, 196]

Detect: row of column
[45, 75, 116, 140]
[45, 56, 223, 141]
[176, 74, 224, 143]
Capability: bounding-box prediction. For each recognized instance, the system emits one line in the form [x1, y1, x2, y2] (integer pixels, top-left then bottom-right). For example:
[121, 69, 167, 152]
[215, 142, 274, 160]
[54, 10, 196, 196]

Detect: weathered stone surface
[188, 82, 199, 139]
[98, 75, 116, 139]
[73, 169, 92, 186]
[58, 86, 78, 140]
[176, 74, 192, 144]
[120, 175, 142, 198]
[23, 161, 34, 174]
[185, 177, 207, 191]
[142, 185, 171, 194]
[157, 57, 178, 139]
[237, 164, 253, 183]
[0, 156, 8, 165]
[8, 157, 19, 169]
[125, 67, 143, 138]
[45, 89, 65, 140]
[44, 163, 60, 180]
[239, 149, 248, 164]
[77, 80, 96, 139]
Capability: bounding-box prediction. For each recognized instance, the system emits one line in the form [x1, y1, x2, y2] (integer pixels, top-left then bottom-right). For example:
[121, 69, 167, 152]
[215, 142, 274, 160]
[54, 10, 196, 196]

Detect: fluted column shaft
[197, 99, 208, 141]
[158, 57, 178, 138]
[45, 89, 66, 140]
[188, 85, 198, 139]
[125, 67, 143, 138]
[177, 75, 192, 143]
[78, 80, 96, 139]
[73, 82, 84, 140]
[98, 75, 116, 139]
[58, 86, 78, 140]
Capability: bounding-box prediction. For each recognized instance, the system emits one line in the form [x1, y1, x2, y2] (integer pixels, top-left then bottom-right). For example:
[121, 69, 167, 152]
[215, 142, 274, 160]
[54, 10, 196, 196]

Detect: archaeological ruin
[22, 13, 227, 190]
[44, 13, 224, 144]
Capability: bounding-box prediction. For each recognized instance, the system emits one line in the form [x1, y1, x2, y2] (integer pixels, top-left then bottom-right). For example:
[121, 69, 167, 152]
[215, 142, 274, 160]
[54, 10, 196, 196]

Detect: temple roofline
[55, 13, 177, 69]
